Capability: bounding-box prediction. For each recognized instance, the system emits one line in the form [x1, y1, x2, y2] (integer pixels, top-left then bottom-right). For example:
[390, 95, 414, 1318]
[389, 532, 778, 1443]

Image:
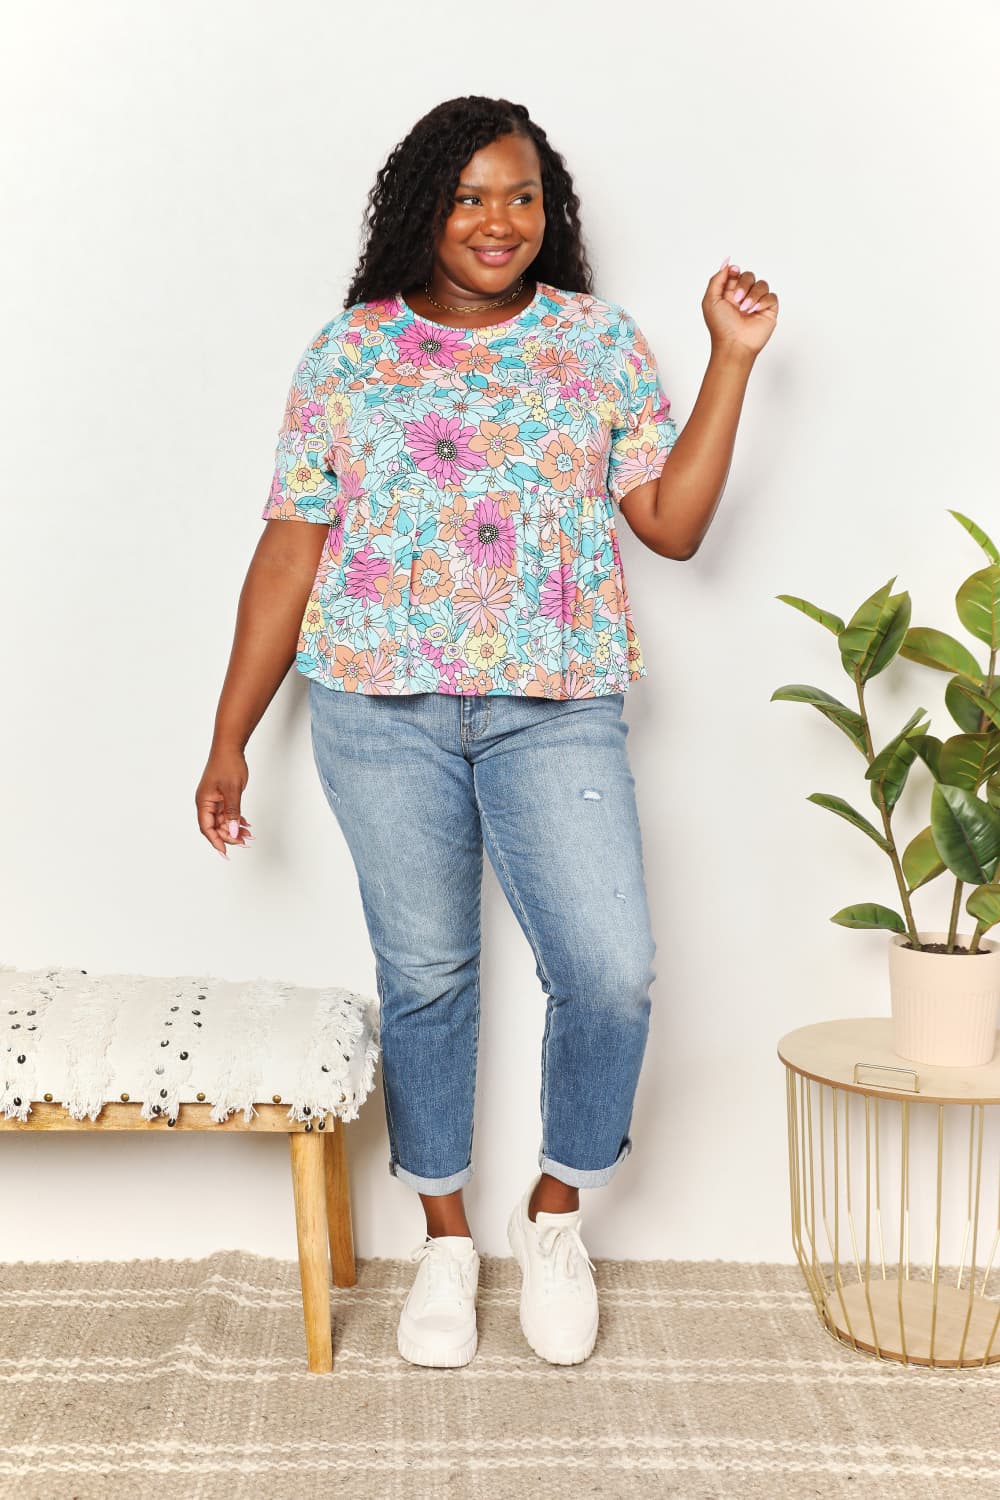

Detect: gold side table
[778, 1019, 1000, 1368]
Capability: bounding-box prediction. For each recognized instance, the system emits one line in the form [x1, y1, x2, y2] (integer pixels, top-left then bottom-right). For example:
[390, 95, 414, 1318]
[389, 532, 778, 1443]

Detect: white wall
[2, 0, 997, 1261]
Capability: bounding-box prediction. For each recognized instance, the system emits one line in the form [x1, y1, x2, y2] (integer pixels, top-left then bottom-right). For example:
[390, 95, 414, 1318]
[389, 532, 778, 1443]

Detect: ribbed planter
[889, 930, 1000, 1067]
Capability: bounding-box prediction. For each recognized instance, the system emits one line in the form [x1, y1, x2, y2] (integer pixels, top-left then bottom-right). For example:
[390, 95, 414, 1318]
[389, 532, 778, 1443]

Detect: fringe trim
[1, 966, 380, 1127]
[284, 986, 381, 1127]
[207, 977, 293, 1126]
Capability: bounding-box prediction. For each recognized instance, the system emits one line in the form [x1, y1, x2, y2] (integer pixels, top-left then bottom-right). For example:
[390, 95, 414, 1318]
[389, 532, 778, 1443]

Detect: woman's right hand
[196, 746, 253, 860]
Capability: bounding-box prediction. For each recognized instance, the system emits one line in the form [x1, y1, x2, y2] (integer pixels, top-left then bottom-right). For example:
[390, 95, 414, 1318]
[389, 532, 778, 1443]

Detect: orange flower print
[536, 433, 583, 492]
[598, 575, 624, 622]
[410, 549, 454, 606]
[468, 419, 524, 469]
[437, 492, 471, 541]
[455, 342, 502, 378]
[331, 644, 369, 690]
[533, 346, 585, 387]
[569, 590, 594, 634]
[374, 569, 409, 611]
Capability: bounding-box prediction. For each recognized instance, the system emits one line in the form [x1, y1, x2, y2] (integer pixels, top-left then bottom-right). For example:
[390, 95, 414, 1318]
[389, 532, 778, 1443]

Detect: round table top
[777, 1018, 1000, 1104]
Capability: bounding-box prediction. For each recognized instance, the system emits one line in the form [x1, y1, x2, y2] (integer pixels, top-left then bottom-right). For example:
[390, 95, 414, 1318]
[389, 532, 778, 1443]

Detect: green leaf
[770, 684, 868, 756]
[945, 675, 1000, 733]
[949, 510, 1000, 565]
[910, 733, 944, 780]
[988, 773, 1000, 811]
[838, 580, 912, 683]
[807, 793, 893, 851]
[966, 883, 1000, 935]
[864, 709, 929, 812]
[902, 825, 946, 892]
[831, 904, 907, 932]
[898, 626, 983, 681]
[930, 782, 1000, 885]
[937, 733, 1000, 791]
[775, 594, 846, 635]
[959, 686, 1000, 734]
[956, 565, 1000, 651]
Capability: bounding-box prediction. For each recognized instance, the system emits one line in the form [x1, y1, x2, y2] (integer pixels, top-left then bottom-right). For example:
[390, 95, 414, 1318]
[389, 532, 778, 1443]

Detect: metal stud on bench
[0, 963, 380, 1374]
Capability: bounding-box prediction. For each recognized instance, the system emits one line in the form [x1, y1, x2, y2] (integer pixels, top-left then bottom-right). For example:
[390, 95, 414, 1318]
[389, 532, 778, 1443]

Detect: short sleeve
[261, 331, 341, 524]
[606, 309, 679, 507]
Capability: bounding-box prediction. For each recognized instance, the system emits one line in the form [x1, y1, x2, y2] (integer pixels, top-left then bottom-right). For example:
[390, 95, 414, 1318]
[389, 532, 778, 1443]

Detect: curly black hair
[343, 96, 595, 309]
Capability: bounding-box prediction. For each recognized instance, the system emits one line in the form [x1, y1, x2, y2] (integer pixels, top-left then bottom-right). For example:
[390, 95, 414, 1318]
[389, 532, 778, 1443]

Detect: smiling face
[429, 131, 546, 309]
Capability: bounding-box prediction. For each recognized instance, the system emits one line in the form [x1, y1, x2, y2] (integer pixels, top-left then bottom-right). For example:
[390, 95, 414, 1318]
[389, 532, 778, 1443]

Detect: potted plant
[772, 510, 1000, 1067]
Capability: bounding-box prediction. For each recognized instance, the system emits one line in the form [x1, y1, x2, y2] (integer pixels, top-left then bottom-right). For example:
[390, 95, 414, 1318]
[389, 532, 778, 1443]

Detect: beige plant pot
[888, 930, 1000, 1067]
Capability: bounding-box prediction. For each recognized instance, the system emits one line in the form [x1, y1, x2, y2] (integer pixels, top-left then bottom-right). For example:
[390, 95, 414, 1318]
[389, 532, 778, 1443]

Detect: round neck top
[394, 280, 544, 334]
[262, 279, 679, 699]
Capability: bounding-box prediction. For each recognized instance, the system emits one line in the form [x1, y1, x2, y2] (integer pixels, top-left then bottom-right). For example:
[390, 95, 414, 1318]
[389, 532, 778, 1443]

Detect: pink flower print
[396, 320, 470, 372]
[357, 643, 397, 694]
[344, 545, 390, 603]
[452, 569, 514, 635]
[404, 412, 487, 486]
[459, 496, 516, 571]
[539, 563, 575, 627]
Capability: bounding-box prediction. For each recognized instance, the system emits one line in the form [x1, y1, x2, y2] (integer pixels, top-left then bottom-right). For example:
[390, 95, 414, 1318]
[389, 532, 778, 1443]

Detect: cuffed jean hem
[389, 1159, 475, 1196]
[538, 1136, 632, 1189]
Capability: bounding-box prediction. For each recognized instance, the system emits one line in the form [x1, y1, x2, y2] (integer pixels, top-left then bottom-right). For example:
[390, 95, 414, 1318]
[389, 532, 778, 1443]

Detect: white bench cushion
[0, 965, 380, 1127]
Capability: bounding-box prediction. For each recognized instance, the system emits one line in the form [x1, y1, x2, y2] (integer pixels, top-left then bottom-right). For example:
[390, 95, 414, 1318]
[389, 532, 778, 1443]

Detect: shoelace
[409, 1238, 475, 1309]
[534, 1220, 596, 1296]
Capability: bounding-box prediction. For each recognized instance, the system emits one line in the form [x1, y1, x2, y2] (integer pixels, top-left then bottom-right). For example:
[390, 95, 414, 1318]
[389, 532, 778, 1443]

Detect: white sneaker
[507, 1178, 599, 1365]
[397, 1234, 480, 1368]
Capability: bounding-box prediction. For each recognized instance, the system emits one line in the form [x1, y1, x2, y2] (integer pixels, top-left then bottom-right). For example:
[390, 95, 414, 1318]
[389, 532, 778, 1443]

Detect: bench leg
[288, 1131, 333, 1374]
[324, 1121, 357, 1288]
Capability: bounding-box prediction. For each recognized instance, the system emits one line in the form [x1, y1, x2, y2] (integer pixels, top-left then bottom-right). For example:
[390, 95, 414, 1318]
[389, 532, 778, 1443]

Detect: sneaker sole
[507, 1204, 599, 1366]
[397, 1324, 478, 1368]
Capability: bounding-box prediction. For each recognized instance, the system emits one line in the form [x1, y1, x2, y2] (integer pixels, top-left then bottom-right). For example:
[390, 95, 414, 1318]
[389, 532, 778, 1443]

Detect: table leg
[324, 1121, 357, 1288]
[288, 1130, 333, 1374]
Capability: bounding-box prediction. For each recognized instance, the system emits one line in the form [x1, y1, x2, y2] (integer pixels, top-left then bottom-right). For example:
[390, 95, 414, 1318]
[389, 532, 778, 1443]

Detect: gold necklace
[422, 275, 525, 314]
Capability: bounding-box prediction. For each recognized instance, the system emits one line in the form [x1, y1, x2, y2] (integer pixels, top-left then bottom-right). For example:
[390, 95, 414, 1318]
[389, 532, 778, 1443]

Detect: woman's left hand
[703, 258, 779, 358]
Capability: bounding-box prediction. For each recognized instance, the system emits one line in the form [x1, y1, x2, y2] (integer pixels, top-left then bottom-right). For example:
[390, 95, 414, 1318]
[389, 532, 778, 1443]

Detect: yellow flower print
[469, 420, 524, 469]
[286, 456, 326, 496]
[326, 391, 353, 427]
[302, 595, 325, 634]
[464, 632, 509, 671]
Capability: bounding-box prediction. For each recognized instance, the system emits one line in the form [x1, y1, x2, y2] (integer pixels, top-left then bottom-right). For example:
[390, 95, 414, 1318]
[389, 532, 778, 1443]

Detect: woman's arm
[196, 519, 329, 858]
[619, 259, 778, 560]
[210, 519, 330, 751]
[619, 342, 755, 560]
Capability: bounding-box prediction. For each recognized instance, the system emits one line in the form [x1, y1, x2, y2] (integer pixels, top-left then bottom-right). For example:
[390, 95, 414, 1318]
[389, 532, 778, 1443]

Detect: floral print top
[261, 279, 679, 698]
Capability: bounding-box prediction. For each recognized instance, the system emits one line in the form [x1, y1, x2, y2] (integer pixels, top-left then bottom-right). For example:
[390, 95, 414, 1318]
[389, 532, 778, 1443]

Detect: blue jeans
[308, 682, 658, 1195]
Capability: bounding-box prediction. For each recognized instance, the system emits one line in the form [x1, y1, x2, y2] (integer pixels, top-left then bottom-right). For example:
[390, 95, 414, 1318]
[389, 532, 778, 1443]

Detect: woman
[195, 95, 778, 1370]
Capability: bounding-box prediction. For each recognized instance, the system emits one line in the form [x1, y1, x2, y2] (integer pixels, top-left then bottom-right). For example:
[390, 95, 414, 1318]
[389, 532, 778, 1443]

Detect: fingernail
[740, 295, 753, 310]
[719, 255, 730, 270]
[217, 848, 228, 861]
[746, 300, 761, 313]
[228, 820, 239, 838]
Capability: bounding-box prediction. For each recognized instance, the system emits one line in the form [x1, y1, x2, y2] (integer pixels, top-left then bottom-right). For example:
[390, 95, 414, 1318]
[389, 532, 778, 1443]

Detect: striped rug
[0, 1253, 997, 1499]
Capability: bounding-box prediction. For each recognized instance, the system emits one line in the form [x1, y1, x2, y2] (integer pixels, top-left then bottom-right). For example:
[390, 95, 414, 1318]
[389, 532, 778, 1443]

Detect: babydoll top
[261, 279, 679, 698]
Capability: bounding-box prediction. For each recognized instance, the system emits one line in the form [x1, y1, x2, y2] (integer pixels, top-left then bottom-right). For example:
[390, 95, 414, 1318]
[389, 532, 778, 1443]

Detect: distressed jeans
[308, 681, 658, 1195]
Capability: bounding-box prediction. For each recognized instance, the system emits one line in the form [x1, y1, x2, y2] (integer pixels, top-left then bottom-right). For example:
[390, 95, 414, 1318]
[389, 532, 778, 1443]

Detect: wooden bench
[0, 964, 380, 1374]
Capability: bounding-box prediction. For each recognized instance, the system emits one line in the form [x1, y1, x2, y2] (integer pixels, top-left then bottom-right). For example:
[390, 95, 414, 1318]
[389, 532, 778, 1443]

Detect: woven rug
[0, 1254, 997, 1500]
